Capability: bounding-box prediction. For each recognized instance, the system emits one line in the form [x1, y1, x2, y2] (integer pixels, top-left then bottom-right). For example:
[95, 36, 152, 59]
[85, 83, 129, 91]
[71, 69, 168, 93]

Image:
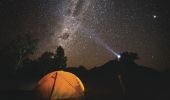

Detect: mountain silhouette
[0, 59, 169, 100]
[64, 60, 169, 100]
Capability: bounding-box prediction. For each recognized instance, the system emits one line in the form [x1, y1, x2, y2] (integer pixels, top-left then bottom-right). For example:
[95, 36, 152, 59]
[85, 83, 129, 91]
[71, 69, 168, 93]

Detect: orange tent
[36, 71, 85, 100]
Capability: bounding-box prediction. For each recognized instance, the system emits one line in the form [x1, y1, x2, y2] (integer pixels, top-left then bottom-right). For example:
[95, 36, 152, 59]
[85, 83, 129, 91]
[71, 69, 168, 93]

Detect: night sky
[0, 0, 170, 70]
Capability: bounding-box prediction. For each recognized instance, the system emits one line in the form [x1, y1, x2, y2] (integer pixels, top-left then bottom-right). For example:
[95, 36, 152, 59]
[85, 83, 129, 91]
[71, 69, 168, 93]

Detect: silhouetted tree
[11, 34, 38, 73]
[54, 46, 67, 69]
[38, 52, 55, 74]
[0, 34, 38, 77]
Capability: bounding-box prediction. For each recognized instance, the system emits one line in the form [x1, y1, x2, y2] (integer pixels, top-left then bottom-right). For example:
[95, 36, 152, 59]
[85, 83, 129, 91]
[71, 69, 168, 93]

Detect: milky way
[0, 0, 170, 70]
[50, 0, 121, 68]
[48, 0, 169, 70]
[53, 0, 90, 48]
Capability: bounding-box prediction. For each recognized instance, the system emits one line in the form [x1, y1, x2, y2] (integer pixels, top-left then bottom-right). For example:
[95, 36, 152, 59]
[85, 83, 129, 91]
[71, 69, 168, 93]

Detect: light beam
[80, 27, 120, 58]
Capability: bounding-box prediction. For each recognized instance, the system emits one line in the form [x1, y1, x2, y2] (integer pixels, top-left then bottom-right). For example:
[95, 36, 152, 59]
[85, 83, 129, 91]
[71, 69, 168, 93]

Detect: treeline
[0, 34, 67, 79]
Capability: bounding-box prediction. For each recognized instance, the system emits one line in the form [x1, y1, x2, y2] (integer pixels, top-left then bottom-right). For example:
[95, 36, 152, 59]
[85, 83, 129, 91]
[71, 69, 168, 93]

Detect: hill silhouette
[0, 59, 170, 100]
[0, 51, 169, 100]
[65, 59, 169, 100]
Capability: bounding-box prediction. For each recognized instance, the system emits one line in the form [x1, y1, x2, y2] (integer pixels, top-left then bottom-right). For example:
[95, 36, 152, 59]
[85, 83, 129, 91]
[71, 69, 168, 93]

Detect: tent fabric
[36, 71, 84, 100]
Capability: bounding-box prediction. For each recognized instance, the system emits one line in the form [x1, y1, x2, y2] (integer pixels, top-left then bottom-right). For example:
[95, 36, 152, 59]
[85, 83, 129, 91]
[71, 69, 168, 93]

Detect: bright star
[153, 15, 157, 19]
[117, 55, 121, 59]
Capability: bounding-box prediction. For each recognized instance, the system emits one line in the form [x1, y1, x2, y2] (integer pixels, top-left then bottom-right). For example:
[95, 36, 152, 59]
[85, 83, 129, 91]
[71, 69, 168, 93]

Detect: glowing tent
[36, 71, 85, 100]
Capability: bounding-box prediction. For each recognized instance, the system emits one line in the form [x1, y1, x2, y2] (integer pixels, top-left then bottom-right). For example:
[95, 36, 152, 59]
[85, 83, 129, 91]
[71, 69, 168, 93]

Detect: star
[1, 0, 169, 70]
[152, 15, 157, 19]
[151, 56, 155, 59]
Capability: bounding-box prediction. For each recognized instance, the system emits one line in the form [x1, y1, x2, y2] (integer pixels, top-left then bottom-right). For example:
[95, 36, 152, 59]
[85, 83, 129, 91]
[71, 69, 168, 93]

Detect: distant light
[153, 15, 157, 19]
[117, 55, 121, 59]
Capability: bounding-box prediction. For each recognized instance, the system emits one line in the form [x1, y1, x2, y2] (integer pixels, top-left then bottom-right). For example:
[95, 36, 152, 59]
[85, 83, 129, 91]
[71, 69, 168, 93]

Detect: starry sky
[0, 0, 170, 70]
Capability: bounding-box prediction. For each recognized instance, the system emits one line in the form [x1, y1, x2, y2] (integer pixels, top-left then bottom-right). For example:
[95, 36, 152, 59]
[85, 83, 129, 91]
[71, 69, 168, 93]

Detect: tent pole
[49, 72, 57, 100]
